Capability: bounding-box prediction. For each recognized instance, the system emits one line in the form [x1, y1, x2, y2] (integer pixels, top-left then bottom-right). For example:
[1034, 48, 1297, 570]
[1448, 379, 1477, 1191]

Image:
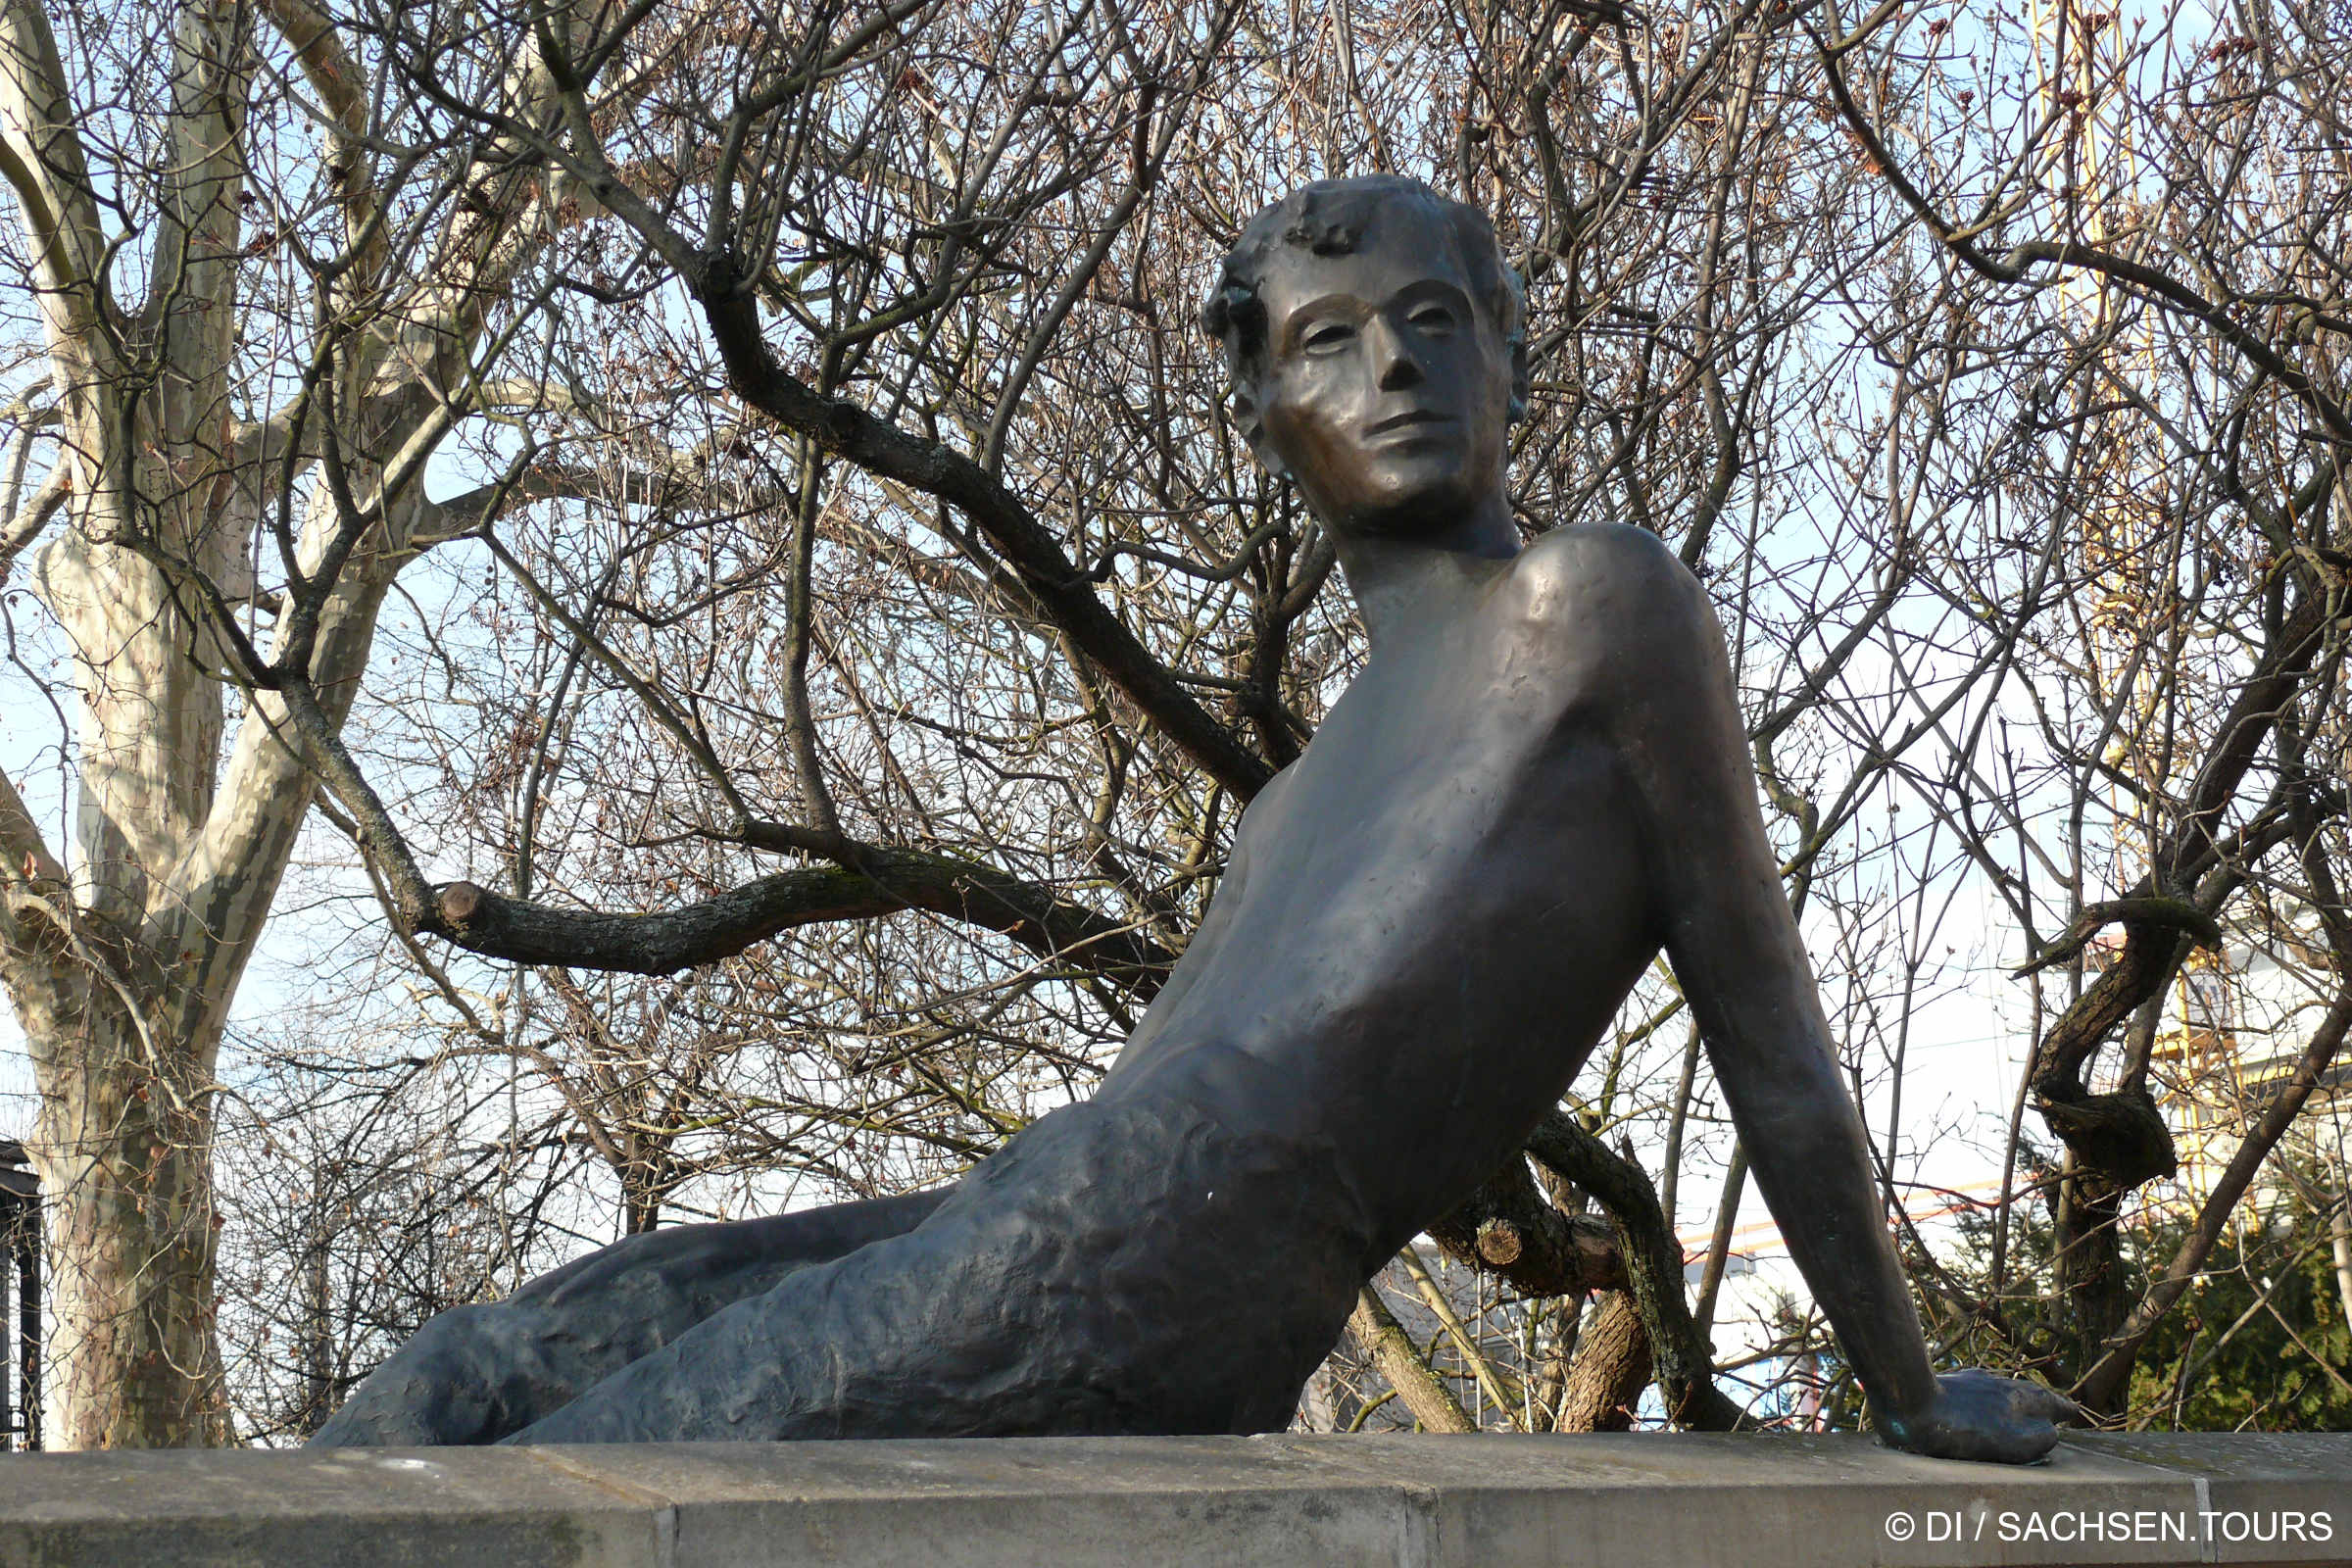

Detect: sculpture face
[1246, 215, 1515, 537]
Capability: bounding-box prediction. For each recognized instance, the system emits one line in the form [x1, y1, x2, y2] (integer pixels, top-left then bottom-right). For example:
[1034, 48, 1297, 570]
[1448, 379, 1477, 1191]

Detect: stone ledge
[0, 1432, 2344, 1567]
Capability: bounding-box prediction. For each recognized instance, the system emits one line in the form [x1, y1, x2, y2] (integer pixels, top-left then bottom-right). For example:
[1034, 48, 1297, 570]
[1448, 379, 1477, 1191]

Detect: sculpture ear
[1231, 388, 1287, 477]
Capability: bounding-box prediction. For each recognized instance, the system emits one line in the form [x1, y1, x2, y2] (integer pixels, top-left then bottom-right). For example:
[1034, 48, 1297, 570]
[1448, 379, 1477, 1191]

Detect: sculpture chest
[1104, 563, 1663, 1225]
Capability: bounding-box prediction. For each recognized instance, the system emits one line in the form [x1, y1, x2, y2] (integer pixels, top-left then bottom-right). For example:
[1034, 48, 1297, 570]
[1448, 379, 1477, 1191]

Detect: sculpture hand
[1882, 1368, 2081, 1464]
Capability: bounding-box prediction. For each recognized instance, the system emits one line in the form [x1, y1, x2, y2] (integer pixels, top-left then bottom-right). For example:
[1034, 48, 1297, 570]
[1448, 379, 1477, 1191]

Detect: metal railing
[0, 1141, 38, 1450]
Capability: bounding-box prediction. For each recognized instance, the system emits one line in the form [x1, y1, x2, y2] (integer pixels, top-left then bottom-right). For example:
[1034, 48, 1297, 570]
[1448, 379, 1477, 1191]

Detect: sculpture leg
[502, 1093, 1376, 1442]
[308, 1188, 951, 1446]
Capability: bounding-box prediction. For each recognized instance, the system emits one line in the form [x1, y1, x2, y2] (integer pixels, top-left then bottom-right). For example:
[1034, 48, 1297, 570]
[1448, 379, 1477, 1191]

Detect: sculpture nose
[1371, 318, 1425, 390]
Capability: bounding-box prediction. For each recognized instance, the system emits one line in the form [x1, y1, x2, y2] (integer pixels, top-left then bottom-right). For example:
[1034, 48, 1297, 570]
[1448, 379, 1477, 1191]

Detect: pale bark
[31, 999, 227, 1446]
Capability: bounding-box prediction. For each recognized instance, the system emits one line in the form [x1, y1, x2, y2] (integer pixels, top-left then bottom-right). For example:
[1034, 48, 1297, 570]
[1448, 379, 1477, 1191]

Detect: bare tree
[1807, 0, 2352, 1419]
[11, 0, 2347, 1447]
[0, 0, 638, 1443]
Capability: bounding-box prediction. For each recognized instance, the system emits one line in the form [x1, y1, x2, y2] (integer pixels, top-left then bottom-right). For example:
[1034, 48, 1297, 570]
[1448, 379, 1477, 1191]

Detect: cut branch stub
[1475, 1216, 1523, 1266]
[1425, 1150, 1623, 1297]
[439, 879, 485, 924]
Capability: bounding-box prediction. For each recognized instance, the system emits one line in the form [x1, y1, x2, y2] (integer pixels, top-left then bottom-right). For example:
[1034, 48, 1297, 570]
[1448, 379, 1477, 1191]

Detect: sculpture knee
[309, 1302, 509, 1447]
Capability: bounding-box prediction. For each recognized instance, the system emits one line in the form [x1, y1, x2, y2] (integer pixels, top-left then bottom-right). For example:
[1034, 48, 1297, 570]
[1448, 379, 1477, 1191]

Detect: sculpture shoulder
[1504, 523, 1716, 659]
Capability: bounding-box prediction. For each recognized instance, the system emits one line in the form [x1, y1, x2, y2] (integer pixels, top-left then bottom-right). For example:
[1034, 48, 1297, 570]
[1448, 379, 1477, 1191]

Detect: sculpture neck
[1329, 495, 1520, 649]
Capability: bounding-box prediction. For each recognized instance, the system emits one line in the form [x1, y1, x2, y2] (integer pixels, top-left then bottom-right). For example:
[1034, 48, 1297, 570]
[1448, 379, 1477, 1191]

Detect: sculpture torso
[1102, 525, 1671, 1248]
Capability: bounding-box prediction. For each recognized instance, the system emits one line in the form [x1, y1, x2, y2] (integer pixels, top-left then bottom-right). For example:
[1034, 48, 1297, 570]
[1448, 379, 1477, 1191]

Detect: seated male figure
[315, 177, 2070, 1462]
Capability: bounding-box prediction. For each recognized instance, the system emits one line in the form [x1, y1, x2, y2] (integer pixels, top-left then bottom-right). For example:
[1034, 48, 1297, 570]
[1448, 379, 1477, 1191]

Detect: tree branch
[1524, 1110, 1757, 1431]
[1348, 1287, 1476, 1433]
[0, 762, 63, 889]
[258, 0, 382, 283]
[1813, 34, 2352, 445]
[424, 844, 1178, 990]
[2021, 609, 2346, 1189]
[2166, 590, 2338, 885]
[0, 461, 63, 586]
[697, 273, 1276, 802]
[0, 0, 117, 365]
[2071, 984, 2352, 1409]
[0, 760, 71, 986]
[2010, 897, 2223, 976]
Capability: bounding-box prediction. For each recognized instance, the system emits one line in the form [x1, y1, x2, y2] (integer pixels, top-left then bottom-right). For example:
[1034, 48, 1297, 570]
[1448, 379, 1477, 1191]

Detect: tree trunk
[10, 478, 244, 1449]
[2330, 1155, 2352, 1343]
[621, 1182, 662, 1238]
[0, 0, 588, 1450]
[1553, 1290, 1651, 1433]
[30, 1001, 225, 1448]
[295, 1203, 335, 1439]
[2051, 1157, 2133, 1418]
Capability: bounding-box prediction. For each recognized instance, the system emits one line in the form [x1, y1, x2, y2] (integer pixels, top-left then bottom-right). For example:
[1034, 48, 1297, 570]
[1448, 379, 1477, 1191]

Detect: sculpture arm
[1623, 533, 2068, 1461]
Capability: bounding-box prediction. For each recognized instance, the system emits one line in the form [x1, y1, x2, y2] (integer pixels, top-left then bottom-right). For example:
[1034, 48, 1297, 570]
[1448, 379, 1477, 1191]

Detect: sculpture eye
[1407, 302, 1457, 335]
[1301, 320, 1357, 354]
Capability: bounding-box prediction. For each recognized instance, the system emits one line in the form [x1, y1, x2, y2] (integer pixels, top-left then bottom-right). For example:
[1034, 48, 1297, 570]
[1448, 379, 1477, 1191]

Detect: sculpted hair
[1200, 176, 1529, 436]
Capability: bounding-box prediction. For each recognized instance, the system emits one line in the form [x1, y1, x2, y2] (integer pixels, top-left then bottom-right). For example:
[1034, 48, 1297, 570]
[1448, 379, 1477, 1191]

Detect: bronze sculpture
[313, 178, 2074, 1462]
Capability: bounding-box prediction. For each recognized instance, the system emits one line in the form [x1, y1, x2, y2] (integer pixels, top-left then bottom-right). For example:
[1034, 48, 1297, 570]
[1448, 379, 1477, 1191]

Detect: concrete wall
[0, 1432, 2345, 1567]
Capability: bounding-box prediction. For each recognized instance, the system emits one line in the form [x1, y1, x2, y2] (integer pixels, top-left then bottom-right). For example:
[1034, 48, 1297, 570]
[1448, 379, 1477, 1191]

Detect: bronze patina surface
[315, 180, 2072, 1462]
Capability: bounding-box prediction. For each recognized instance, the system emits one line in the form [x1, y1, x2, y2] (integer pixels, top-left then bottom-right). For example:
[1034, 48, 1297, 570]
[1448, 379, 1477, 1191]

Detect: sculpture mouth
[1363, 411, 1453, 437]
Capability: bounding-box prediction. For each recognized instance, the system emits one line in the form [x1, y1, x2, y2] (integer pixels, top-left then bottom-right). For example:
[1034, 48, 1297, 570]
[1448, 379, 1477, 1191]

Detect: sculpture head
[1201, 177, 1528, 538]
